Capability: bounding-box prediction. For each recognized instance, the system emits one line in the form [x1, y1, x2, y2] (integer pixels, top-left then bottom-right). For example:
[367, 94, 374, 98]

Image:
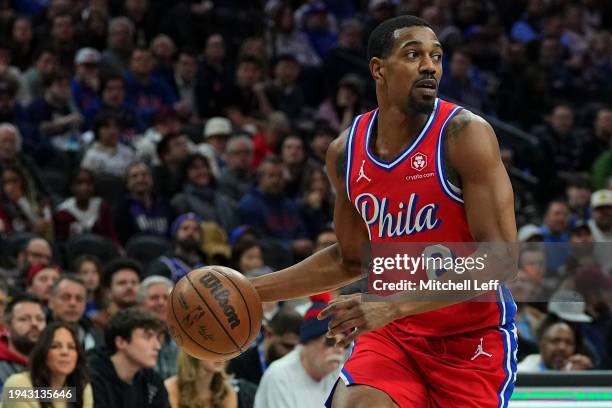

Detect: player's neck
[374, 107, 429, 160]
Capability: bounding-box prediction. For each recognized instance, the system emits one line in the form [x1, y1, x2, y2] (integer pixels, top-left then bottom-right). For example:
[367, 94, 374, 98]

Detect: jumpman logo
[356, 160, 371, 183]
[470, 338, 493, 360]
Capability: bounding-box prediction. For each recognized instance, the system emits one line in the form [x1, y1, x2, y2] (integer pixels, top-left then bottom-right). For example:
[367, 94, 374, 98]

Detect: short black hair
[156, 132, 183, 160]
[103, 257, 142, 288]
[105, 307, 165, 353]
[4, 294, 44, 325]
[267, 306, 302, 336]
[367, 15, 433, 60]
[92, 110, 121, 136]
[50, 274, 86, 298]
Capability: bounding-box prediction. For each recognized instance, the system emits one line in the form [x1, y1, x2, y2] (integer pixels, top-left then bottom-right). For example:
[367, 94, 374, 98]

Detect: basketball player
[251, 16, 517, 407]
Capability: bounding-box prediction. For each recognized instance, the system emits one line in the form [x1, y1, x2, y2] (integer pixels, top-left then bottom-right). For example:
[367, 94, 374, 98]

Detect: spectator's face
[259, 163, 285, 195]
[507, 269, 539, 301]
[225, 141, 253, 171]
[595, 110, 612, 140]
[151, 37, 174, 62]
[12, 18, 32, 44]
[175, 220, 201, 251]
[77, 260, 100, 292]
[592, 206, 612, 231]
[49, 79, 71, 104]
[306, 11, 328, 31]
[550, 106, 574, 135]
[540, 322, 575, 370]
[311, 132, 333, 160]
[46, 328, 78, 377]
[187, 157, 211, 188]
[0, 128, 18, 160]
[519, 249, 546, 281]
[281, 136, 304, 166]
[206, 134, 228, 155]
[28, 268, 60, 303]
[274, 60, 299, 85]
[117, 328, 161, 369]
[278, 7, 294, 32]
[303, 335, 345, 378]
[2, 169, 23, 200]
[315, 231, 338, 252]
[51, 15, 74, 42]
[0, 91, 16, 114]
[236, 62, 261, 89]
[266, 329, 299, 363]
[566, 186, 591, 208]
[126, 163, 153, 195]
[239, 246, 263, 273]
[165, 135, 190, 164]
[527, 0, 545, 16]
[72, 170, 94, 201]
[49, 280, 87, 323]
[540, 38, 562, 64]
[102, 79, 125, 107]
[110, 270, 140, 308]
[309, 170, 329, 196]
[241, 39, 266, 61]
[98, 120, 120, 147]
[450, 52, 470, 80]
[9, 302, 46, 354]
[22, 240, 53, 269]
[375, 26, 441, 115]
[544, 202, 569, 233]
[205, 35, 225, 63]
[340, 24, 362, 49]
[131, 49, 153, 76]
[570, 228, 593, 244]
[36, 52, 58, 76]
[142, 282, 171, 321]
[76, 62, 99, 81]
[176, 53, 197, 82]
[109, 22, 132, 51]
[126, 0, 147, 15]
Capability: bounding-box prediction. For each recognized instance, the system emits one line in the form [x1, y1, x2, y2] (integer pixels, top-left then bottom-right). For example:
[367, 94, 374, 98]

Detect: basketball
[166, 266, 263, 361]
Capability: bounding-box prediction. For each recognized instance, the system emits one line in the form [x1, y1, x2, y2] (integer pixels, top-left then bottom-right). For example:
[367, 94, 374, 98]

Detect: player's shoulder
[445, 107, 494, 141]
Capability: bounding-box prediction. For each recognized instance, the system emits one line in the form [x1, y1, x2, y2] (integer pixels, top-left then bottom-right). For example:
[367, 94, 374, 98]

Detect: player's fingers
[337, 328, 361, 348]
[328, 315, 366, 337]
[327, 307, 362, 331]
[317, 297, 358, 320]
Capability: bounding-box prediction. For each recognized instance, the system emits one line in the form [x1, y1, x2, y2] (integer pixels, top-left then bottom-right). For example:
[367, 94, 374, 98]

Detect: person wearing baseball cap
[588, 189, 612, 273]
[255, 302, 344, 408]
[72, 48, 102, 112]
[201, 116, 232, 168]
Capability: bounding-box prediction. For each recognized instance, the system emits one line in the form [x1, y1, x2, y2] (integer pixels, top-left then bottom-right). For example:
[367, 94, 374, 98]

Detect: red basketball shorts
[325, 322, 517, 408]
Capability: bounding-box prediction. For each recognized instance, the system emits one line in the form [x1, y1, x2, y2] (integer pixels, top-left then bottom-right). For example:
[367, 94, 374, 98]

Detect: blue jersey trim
[345, 114, 363, 202]
[435, 106, 464, 204]
[365, 98, 440, 171]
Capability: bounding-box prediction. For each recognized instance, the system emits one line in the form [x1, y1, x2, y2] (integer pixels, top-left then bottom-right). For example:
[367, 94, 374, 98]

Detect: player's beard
[405, 87, 436, 115]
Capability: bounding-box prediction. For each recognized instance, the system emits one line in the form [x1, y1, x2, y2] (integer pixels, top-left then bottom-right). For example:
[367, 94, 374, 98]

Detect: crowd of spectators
[0, 0, 611, 406]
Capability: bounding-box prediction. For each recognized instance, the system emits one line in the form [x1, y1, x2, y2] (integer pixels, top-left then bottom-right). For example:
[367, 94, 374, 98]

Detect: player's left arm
[319, 110, 518, 346]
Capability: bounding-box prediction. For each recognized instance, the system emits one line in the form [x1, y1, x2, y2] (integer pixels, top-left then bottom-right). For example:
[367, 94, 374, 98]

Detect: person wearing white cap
[517, 224, 544, 242]
[588, 189, 612, 274]
[202, 116, 232, 159]
[72, 48, 102, 113]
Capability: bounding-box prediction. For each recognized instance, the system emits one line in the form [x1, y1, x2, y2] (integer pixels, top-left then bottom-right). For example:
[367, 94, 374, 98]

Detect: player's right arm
[250, 129, 369, 302]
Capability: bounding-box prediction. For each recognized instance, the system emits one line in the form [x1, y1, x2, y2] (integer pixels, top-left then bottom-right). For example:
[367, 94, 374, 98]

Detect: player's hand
[317, 294, 397, 348]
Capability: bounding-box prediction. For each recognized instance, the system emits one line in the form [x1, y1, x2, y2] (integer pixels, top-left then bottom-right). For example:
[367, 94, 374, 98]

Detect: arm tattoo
[443, 109, 477, 188]
[336, 145, 348, 180]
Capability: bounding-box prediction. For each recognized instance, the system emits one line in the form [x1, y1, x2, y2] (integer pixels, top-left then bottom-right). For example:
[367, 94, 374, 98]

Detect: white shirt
[254, 346, 338, 408]
[81, 142, 135, 177]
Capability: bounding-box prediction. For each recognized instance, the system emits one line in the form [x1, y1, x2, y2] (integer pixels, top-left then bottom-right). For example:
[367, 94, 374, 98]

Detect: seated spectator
[280, 134, 318, 199]
[81, 111, 136, 178]
[91, 258, 141, 333]
[25, 263, 60, 305]
[0, 77, 27, 139]
[316, 74, 364, 133]
[171, 154, 237, 233]
[541, 199, 571, 272]
[301, 2, 338, 60]
[26, 69, 83, 153]
[589, 189, 612, 242]
[21, 47, 59, 105]
[124, 47, 178, 127]
[0, 277, 7, 338]
[323, 19, 370, 91]
[165, 350, 257, 408]
[54, 168, 119, 243]
[71, 48, 102, 114]
[194, 34, 234, 119]
[3, 237, 53, 288]
[254, 302, 343, 408]
[439, 49, 490, 113]
[48, 275, 103, 351]
[115, 161, 174, 244]
[150, 35, 177, 91]
[201, 116, 232, 169]
[1, 165, 53, 240]
[518, 317, 593, 372]
[231, 239, 266, 276]
[269, 5, 322, 68]
[134, 109, 182, 166]
[0, 295, 46, 384]
[101, 17, 134, 77]
[73, 255, 104, 319]
[9, 16, 36, 72]
[153, 132, 190, 199]
[217, 135, 256, 203]
[251, 111, 290, 169]
[88, 308, 169, 408]
[264, 54, 304, 120]
[83, 74, 144, 137]
[0, 322, 93, 407]
[238, 156, 312, 258]
[146, 213, 206, 283]
[308, 123, 335, 167]
[227, 306, 302, 385]
[169, 48, 199, 121]
[136, 275, 177, 380]
[565, 174, 592, 225]
[299, 166, 334, 240]
[45, 12, 79, 70]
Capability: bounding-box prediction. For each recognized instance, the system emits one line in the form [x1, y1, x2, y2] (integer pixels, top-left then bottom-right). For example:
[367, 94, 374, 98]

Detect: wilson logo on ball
[199, 271, 241, 329]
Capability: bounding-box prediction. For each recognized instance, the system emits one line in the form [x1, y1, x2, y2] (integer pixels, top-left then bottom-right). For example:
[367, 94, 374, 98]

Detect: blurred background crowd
[0, 0, 611, 407]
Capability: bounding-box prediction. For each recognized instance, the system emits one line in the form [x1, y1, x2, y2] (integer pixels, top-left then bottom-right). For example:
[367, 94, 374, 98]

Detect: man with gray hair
[218, 135, 256, 202]
[101, 17, 135, 76]
[137, 275, 177, 379]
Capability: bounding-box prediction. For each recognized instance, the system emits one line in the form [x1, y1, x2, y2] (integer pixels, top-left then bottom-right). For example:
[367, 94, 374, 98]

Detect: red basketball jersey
[345, 98, 515, 336]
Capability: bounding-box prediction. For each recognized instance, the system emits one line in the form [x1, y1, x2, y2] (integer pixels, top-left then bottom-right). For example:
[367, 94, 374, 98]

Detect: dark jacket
[170, 184, 238, 233]
[88, 347, 170, 408]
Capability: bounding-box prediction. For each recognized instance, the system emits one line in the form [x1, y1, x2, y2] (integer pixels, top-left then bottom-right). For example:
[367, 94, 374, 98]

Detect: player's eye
[432, 54, 442, 62]
[405, 51, 418, 59]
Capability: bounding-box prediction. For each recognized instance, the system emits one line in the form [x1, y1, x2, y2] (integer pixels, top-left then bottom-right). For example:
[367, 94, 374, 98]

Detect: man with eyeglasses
[228, 305, 302, 385]
[218, 135, 256, 203]
[1, 237, 53, 288]
[254, 302, 345, 408]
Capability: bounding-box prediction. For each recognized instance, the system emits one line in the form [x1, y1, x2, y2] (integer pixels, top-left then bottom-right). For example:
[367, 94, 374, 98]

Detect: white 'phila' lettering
[354, 193, 440, 238]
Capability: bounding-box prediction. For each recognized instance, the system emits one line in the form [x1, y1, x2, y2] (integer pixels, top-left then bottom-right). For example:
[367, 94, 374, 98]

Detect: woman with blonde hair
[164, 350, 256, 408]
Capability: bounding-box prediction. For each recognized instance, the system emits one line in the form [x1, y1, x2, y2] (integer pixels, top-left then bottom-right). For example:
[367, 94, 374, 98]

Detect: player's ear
[370, 57, 384, 81]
